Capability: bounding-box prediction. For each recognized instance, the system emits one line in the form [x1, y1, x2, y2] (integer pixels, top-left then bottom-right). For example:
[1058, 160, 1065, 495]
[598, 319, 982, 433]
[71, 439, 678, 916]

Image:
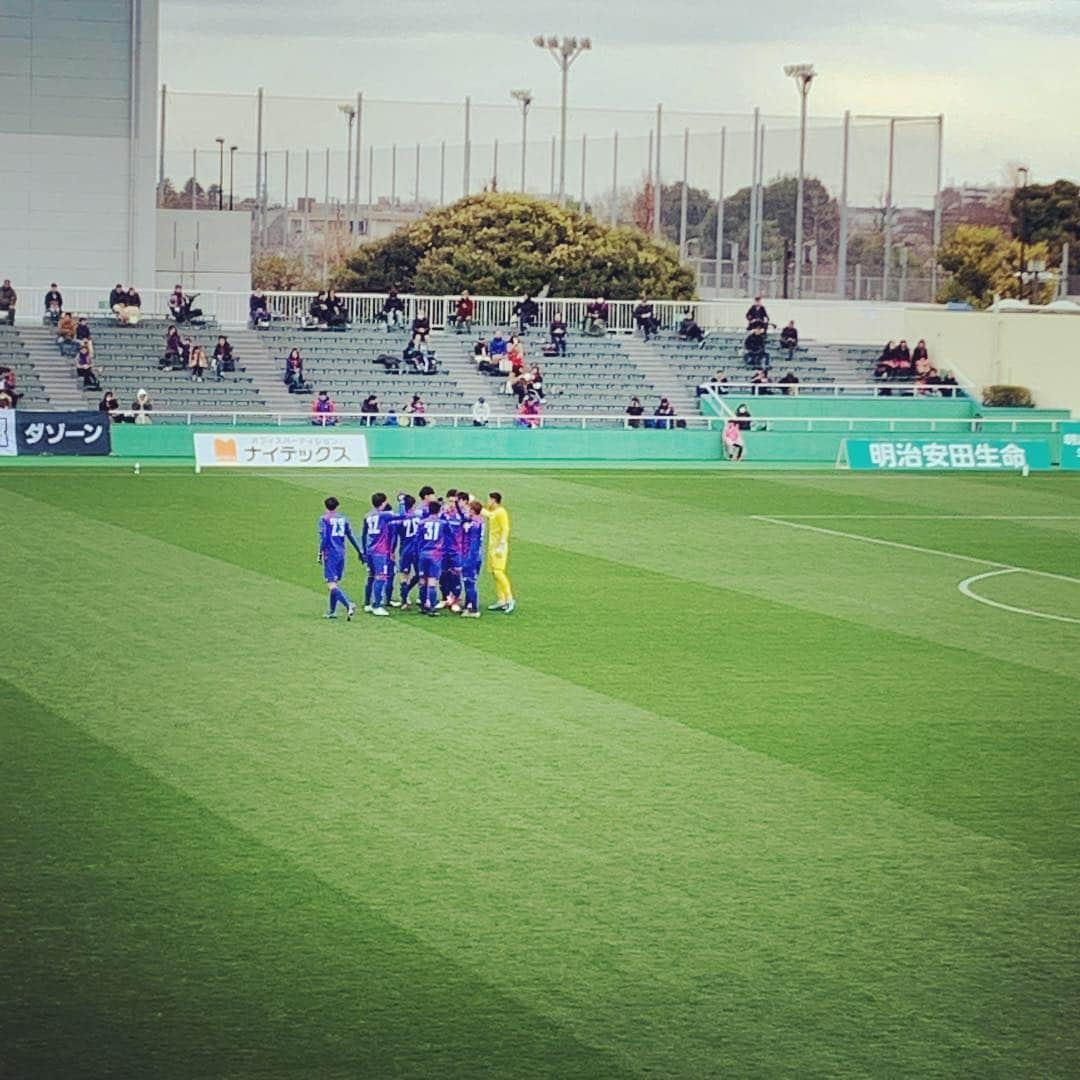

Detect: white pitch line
[772, 515, 1080, 521]
[751, 515, 1080, 585]
[958, 568, 1080, 626]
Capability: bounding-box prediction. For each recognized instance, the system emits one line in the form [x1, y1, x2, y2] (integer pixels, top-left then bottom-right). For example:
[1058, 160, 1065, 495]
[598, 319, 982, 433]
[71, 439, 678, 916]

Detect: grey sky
[160, 0, 1078, 186]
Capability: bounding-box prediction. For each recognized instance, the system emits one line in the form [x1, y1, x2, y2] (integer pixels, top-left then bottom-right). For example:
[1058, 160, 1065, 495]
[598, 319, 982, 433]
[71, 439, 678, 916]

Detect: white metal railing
[42, 408, 1071, 435]
[700, 380, 970, 398]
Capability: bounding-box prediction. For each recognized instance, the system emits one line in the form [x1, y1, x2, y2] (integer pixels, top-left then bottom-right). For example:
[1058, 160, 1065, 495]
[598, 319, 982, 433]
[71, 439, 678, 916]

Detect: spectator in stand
[0, 279, 16, 325]
[489, 331, 508, 362]
[44, 283, 63, 324]
[549, 311, 568, 356]
[744, 325, 768, 367]
[188, 343, 209, 383]
[131, 388, 153, 423]
[309, 291, 330, 326]
[735, 403, 752, 431]
[75, 316, 91, 343]
[382, 287, 405, 328]
[311, 390, 337, 426]
[57, 312, 78, 355]
[403, 333, 436, 374]
[677, 308, 705, 342]
[77, 340, 100, 389]
[453, 290, 474, 333]
[283, 348, 304, 392]
[779, 371, 801, 395]
[528, 364, 545, 400]
[751, 368, 773, 395]
[115, 286, 141, 325]
[162, 325, 182, 369]
[249, 289, 271, 328]
[108, 284, 126, 312]
[895, 339, 911, 365]
[584, 296, 608, 335]
[411, 306, 430, 343]
[780, 320, 798, 360]
[512, 293, 539, 333]
[0, 385, 13, 409]
[509, 369, 530, 403]
[406, 393, 427, 427]
[698, 370, 729, 397]
[99, 390, 122, 421]
[212, 336, 234, 380]
[723, 419, 745, 461]
[473, 334, 490, 365]
[517, 394, 542, 428]
[360, 393, 380, 426]
[0, 365, 20, 406]
[326, 290, 348, 327]
[507, 335, 525, 375]
[653, 397, 676, 430]
[912, 339, 930, 366]
[471, 396, 491, 426]
[625, 395, 644, 429]
[745, 296, 769, 330]
[874, 342, 897, 380]
[633, 296, 658, 341]
[168, 284, 202, 324]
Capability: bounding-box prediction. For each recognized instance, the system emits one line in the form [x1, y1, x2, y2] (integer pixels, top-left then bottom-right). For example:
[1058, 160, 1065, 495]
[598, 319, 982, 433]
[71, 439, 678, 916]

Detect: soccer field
[2, 466, 1078, 1078]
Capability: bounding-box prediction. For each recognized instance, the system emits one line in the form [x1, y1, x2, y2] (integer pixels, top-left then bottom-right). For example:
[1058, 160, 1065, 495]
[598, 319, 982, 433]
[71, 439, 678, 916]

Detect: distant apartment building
[262, 199, 428, 250]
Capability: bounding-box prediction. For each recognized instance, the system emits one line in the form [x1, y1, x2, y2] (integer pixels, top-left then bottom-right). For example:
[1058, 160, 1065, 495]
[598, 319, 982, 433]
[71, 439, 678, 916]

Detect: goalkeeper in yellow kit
[483, 491, 515, 613]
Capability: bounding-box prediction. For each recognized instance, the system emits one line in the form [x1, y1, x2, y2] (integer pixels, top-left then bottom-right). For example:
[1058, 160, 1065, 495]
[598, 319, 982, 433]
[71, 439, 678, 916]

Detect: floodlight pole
[535, 35, 591, 206]
[1017, 166, 1029, 301]
[511, 89, 533, 193]
[784, 64, 816, 298]
[228, 145, 236, 210]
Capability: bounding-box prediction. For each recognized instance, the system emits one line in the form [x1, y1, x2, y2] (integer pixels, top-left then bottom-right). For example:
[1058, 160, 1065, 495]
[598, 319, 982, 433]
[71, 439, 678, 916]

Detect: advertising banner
[842, 438, 1052, 471]
[194, 432, 370, 472]
[1060, 423, 1080, 471]
[14, 411, 112, 456]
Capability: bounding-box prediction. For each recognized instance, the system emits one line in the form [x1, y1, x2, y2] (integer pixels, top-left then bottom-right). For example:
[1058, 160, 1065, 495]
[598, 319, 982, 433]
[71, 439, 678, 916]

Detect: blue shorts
[323, 556, 345, 583]
[443, 551, 462, 573]
[399, 548, 419, 576]
[367, 554, 390, 579]
[419, 554, 442, 580]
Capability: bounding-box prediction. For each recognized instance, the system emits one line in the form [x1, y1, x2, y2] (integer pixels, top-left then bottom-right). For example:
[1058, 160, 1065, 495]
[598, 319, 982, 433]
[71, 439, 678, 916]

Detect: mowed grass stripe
[0, 679, 637, 1080]
[2, 493, 1077, 1076]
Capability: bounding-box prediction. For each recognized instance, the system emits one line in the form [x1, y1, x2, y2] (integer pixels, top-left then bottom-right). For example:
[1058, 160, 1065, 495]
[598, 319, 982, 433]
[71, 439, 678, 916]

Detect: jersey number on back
[331, 518, 346, 538]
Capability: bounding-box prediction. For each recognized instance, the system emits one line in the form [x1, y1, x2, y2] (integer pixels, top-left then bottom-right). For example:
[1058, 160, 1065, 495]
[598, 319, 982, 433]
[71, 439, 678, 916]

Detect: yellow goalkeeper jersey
[484, 505, 510, 550]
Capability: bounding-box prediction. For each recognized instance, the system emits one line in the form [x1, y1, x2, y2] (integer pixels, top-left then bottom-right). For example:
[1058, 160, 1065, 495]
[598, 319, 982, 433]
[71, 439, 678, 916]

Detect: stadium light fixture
[511, 89, 534, 193]
[534, 35, 592, 206]
[784, 63, 817, 297]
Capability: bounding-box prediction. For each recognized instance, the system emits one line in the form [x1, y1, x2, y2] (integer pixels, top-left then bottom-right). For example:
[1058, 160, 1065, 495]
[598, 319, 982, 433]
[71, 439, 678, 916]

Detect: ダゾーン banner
[13, 411, 111, 456]
[193, 432, 370, 472]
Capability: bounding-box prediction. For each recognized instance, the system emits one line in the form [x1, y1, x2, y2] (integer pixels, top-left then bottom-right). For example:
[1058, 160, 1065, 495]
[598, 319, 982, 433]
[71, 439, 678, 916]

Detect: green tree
[252, 251, 320, 291]
[936, 224, 1054, 308]
[1010, 180, 1080, 262]
[658, 182, 715, 247]
[335, 193, 696, 300]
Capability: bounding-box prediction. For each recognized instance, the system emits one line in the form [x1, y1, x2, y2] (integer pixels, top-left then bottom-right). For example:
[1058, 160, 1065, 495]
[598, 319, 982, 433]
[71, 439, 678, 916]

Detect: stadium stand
[0, 325, 48, 407]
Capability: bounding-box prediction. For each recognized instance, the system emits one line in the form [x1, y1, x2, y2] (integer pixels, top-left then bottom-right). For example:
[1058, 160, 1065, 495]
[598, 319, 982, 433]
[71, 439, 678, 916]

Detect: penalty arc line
[751, 515, 1080, 624]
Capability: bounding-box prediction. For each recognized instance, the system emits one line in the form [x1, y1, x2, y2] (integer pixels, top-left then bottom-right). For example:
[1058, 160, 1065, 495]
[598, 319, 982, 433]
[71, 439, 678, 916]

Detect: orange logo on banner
[214, 438, 238, 462]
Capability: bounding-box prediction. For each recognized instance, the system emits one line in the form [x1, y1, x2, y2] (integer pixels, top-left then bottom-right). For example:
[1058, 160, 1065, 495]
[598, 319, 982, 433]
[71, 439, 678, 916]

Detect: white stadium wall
[154, 209, 252, 294]
[0, 0, 158, 289]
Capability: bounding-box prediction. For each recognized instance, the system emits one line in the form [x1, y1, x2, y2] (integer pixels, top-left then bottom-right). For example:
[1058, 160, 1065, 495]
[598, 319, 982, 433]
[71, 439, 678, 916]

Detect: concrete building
[0, 0, 159, 288]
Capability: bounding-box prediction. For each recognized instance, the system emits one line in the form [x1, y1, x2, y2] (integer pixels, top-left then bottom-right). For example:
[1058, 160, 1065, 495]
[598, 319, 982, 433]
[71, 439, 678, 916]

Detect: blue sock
[337, 587, 352, 609]
[404, 574, 420, 602]
[364, 575, 374, 606]
[424, 584, 436, 610]
[465, 578, 478, 610]
[374, 579, 385, 608]
[329, 589, 338, 614]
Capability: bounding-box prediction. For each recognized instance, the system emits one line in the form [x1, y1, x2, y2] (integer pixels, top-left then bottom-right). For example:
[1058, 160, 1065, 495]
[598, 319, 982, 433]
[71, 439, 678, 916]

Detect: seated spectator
[405, 393, 427, 427]
[160, 326, 182, 369]
[411, 307, 430, 342]
[895, 339, 911, 365]
[403, 333, 437, 374]
[0, 365, 21, 406]
[114, 286, 142, 325]
[381, 287, 405, 327]
[168, 284, 203, 324]
[75, 316, 91, 342]
[180, 336, 193, 369]
[677, 309, 705, 342]
[309, 291, 330, 326]
[0, 386, 14, 409]
[99, 390, 122, 421]
[188, 344, 209, 383]
[131, 388, 153, 424]
[912, 338, 930, 366]
[549, 312, 568, 356]
[778, 371, 800, 395]
[325, 290, 348, 328]
[76, 343, 100, 390]
[477, 339, 502, 377]
[249, 289, 271, 328]
[57, 310, 77, 340]
[874, 341, 897, 380]
[509, 370, 530, 402]
[744, 325, 768, 367]
[937, 370, 958, 397]
[512, 293, 539, 333]
[44, 283, 63, 325]
[626, 395, 644, 429]
[745, 296, 769, 330]
[489, 331, 508, 360]
[360, 393, 380, 426]
[311, 390, 337, 426]
[471, 396, 490, 426]
[633, 296, 658, 341]
[584, 296, 608, 335]
[384, 409, 400, 427]
[516, 393, 542, 428]
[453, 290, 474, 333]
[0, 278, 16, 325]
[652, 397, 676, 430]
[527, 364, 545, 400]
[735, 403, 752, 431]
[212, 335, 234, 380]
[108, 283, 126, 311]
[507, 335, 525, 374]
[375, 350, 401, 373]
[712, 370, 729, 394]
[779, 320, 798, 359]
[751, 368, 773, 395]
[283, 348, 305, 391]
[723, 419, 745, 461]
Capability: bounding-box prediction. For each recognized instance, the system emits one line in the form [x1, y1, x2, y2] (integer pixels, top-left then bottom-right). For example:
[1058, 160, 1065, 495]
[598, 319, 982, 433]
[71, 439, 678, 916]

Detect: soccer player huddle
[317, 487, 515, 621]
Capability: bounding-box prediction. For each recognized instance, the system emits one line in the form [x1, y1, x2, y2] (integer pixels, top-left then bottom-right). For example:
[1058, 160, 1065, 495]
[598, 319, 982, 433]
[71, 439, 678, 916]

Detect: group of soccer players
[317, 487, 514, 620]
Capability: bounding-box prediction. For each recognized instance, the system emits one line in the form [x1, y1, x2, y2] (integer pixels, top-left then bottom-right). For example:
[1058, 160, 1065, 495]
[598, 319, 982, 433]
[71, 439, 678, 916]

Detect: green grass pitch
[2, 466, 1078, 1078]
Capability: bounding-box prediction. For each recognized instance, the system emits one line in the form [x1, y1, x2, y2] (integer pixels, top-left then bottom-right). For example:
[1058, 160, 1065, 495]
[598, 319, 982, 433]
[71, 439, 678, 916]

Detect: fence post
[883, 118, 896, 302]
[679, 127, 689, 258]
[749, 108, 760, 291]
[715, 126, 726, 293]
[493, 137, 499, 191]
[191, 148, 197, 209]
[255, 87, 264, 251]
[610, 130, 619, 227]
[367, 144, 374, 212]
[439, 139, 446, 205]
[158, 83, 166, 205]
[354, 91, 363, 234]
[391, 142, 397, 205]
[463, 95, 471, 197]
[323, 147, 330, 283]
[580, 133, 587, 209]
[549, 134, 556, 199]
[838, 110, 850, 298]
[1061, 241, 1070, 298]
[931, 112, 944, 301]
[415, 142, 421, 208]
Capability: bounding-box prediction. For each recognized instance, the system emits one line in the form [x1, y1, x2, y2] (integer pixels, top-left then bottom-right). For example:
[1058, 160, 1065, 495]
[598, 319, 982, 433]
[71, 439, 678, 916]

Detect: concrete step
[15, 325, 86, 409]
